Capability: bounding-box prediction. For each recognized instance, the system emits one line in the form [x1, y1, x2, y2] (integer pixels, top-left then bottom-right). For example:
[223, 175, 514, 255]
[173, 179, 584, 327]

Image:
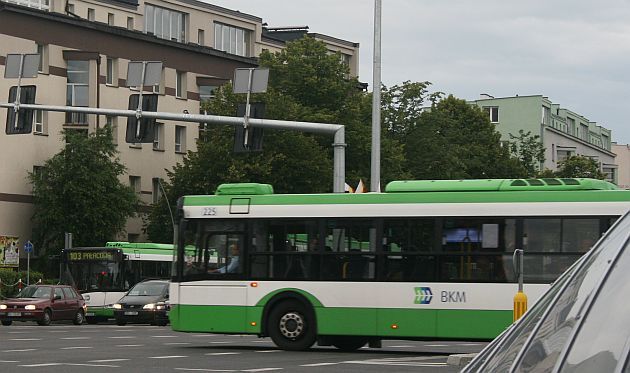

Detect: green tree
[404, 95, 526, 179]
[555, 155, 606, 179]
[508, 130, 546, 177]
[29, 128, 137, 257]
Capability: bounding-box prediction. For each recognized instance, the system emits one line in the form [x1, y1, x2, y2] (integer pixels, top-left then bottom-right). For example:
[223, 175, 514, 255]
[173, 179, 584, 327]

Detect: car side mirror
[53, 295, 62, 300]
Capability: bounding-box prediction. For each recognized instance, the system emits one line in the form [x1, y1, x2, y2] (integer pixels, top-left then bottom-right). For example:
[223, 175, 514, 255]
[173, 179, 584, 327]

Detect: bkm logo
[414, 287, 433, 304]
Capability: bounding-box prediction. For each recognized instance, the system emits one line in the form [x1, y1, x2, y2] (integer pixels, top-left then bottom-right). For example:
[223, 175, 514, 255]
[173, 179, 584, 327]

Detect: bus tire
[268, 300, 316, 351]
[1, 320, 12, 326]
[331, 336, 368, 351]
[37, 309, 52, 326]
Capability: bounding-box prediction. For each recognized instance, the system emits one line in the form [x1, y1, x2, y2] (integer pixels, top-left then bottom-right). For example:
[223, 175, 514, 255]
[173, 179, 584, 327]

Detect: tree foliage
[508, 130, 546, 177]
[29, 128, 137, 257]
[403, 95, 526, 179]
[555, 155, 606, 179]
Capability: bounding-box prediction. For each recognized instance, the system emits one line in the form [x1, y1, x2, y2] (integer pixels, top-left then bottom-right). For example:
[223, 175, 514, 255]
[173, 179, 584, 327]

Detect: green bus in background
[169, 178, 630, 351]
[60, 241, 173, 324]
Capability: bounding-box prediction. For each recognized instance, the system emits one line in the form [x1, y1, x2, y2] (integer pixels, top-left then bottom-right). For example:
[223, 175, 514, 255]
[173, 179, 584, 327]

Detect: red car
[0, 285, 86, 326]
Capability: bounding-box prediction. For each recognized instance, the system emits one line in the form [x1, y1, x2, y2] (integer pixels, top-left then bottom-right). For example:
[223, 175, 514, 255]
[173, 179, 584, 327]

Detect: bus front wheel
[268, 300, 316, 351]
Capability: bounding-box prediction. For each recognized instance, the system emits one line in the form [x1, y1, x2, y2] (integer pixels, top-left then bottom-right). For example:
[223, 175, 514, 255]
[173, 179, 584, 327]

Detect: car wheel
[267, 300, 316, 351]
[73, 309, 85, 325]
[1, 320, 12, 326]
[331, 336, 368, 351]
[116, 319, 127, 326]
[37, 309, 52, 326]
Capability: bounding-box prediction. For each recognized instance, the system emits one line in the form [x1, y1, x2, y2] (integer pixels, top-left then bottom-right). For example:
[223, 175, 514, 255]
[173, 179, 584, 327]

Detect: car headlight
[143, 303, 156, 310]
[113, 304, 122, 310]
[0, 304, 6, 310]
[156, 301, 170, 310]
[25, 305, 36, 310]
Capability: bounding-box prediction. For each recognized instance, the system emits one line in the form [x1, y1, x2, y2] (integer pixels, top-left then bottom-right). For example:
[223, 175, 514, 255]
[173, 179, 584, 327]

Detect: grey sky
[209, 0, 630, 144]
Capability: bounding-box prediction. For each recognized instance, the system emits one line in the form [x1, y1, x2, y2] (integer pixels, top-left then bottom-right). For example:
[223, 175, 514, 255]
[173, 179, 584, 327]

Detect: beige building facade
[612, 143, 630, 189]
[0, 0, 360, 255]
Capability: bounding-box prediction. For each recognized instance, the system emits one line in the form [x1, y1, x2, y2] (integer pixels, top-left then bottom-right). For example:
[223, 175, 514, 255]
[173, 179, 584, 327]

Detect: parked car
[113, 279, 169, 326]
[463, 210, 630, 372]
[0, 284, 86, 326]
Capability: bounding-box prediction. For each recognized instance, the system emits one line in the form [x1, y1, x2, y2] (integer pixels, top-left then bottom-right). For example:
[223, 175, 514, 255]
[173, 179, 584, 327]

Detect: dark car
[0, 285, 86, 326]
[463, 210, 630, 372]
[113, 279, 169, 326]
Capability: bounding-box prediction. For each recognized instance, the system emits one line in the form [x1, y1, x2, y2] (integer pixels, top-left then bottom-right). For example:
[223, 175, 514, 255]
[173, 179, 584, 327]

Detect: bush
[0, 268, 45, 298]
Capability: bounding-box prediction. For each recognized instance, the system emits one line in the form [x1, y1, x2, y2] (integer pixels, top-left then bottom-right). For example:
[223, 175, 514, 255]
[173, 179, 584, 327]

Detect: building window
[567, 117, 576, 136]
[127, 16, 134, 30]
[214, 22, 250, 57]
[33, 110, 46, 134]
[580, 124, 589, 141]
[106, 116, 118, 145]
[129, 175, 141, 194]
[106, 57, 116, 85]
[16, 0, 49, 10]
[198, 85, 217, 104]
[144, 4, 186, 43]
[87, 8, 95, 21]
[152, 177, 162, 204]
[198, 29, 205, 45]
[66, 60, 89, 124]
[175, 125, 186, 153]
[483, 107, 499, 123]
[542, 106, 551, 125]
[176, 71, 186, 98]
[603, 167, 616, 184]
[108, 13, 114, 26]
[153, 123, 164, 150]
[36, 43, 48, 74]
[67, 3, 74, 13]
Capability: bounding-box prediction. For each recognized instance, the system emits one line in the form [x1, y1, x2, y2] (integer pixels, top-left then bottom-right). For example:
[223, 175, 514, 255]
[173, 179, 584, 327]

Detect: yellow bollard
[513, 290, 528, 322]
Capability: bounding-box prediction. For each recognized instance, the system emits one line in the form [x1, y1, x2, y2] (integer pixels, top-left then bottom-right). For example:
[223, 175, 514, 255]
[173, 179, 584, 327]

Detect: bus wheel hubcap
[279, 312, 304, 339]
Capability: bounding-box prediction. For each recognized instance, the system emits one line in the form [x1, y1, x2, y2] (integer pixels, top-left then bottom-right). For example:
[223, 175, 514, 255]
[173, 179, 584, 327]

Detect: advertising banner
[0, 236, 19, 267]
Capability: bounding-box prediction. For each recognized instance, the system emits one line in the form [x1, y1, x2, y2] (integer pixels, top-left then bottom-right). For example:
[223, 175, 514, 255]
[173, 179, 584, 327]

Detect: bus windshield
[61, 251, 124, 292]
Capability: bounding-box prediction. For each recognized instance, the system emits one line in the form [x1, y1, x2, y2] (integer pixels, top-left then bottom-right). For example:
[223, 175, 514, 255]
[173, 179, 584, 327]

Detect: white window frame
[153, 123, 164, 150]
[175, 125, 186, 153]
[13, 0, 49, 10]
[198, 29, 205, 45]
[108, 13, 114, 26]
[106, 57, 116, 85]
[36, 43, 48, 74]
[176, 71, 186, 98]
[106, 116, 118, 145]
[33, 110, 46, 134]
[127, 17, 134, 30]
[66, 60, 90, 124]
[144, 4, 186, 43]
[88, 8, 95, 21]
[214, 22, 249, 57]
[129, 175, 141, 194]
[152, 177, 162, 204]
[484, 106, 499, 123]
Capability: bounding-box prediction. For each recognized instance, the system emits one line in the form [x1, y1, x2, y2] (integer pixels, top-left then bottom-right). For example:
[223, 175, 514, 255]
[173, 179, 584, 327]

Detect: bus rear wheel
[268, 300, 316, 351]
[331, 336, 368, 351]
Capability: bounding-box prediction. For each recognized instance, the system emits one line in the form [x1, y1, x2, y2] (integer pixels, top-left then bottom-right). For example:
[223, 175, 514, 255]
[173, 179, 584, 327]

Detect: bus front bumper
[85, 306, 114, 318]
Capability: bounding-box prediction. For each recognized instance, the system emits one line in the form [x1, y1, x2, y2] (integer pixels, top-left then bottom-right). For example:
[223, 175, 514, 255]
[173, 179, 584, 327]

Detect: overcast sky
[209, 0, 630, 144]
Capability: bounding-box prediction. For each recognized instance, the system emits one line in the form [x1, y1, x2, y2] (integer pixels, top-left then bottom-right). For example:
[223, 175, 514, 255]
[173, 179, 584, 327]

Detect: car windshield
[17, 286, 52, 299]
[128, 282, 166, 296]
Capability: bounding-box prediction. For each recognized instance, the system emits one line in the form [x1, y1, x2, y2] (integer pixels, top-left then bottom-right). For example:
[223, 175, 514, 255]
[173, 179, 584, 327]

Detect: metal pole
[27, 251, 30, 286]
[13, 54, 25, 130]
[135, 62, 147, 138]
[370, 0, 382, 192]
[243, 68, 253, 148]
[333, 127, 346, 193]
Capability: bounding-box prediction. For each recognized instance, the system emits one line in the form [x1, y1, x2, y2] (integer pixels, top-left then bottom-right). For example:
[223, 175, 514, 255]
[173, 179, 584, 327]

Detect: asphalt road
[0, 322, 486, 372]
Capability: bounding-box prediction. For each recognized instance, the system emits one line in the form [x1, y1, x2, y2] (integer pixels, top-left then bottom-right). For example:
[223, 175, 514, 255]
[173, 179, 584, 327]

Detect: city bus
[169, 178, 630, 351]
[60, 241, 173, 324]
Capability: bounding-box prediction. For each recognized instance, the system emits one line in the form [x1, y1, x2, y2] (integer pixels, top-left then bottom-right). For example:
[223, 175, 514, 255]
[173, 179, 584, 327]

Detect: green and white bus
[169, 178, 630, 351]
[60, 241, 173, 324]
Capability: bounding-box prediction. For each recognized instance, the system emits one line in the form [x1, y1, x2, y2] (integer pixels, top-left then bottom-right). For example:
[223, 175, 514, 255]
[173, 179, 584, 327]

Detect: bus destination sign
[68, 251, 115, 261]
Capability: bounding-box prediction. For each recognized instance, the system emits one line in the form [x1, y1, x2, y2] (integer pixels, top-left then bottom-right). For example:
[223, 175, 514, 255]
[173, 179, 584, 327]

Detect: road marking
[88, 359, 130, 363]
[108, 336, 136, 339]
[2, 349, 37, 353]
[49, 330, 69, 333]
[242, 369, 283, 372]
[61, 337, 91, 340]
[175, 369, 237, 372]
[61, 346, 94, 350]
[64, 363, 120, 367]
[388, 345, 414, 348]
[151, 335, 178, 338]
[20, 363, 62, 367]
[424, 344, 449, 347]
[252, 340, 271, 343]
[255, 350, 280, 353]
[164, 342, 192, 345]
[205, 352, 240, 356]
[7, 331, 28, 334]
[115, 344, 144, 347]
[209, 341, 230, 344]
[0, 360, 20, 363]
[300, 363, 340, 367]
[148, 355, 188, 359]
[459, 343, 483, 346]
[9, 338, 41, 341]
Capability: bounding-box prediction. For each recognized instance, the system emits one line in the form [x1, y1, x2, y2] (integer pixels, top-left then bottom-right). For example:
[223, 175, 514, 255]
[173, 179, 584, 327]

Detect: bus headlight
[143, 303, 156, 310]
[25, 305, 36, 310]
[113, 304, 122, 310]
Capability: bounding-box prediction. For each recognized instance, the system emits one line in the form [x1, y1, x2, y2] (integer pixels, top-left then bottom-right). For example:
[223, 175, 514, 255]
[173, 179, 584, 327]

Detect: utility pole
[371, 0, 382, 192]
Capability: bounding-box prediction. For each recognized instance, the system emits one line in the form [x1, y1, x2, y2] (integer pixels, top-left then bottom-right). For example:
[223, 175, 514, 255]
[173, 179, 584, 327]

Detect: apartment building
[612, 143, 630, 189]
[470, 95, 617, 183]
[0, 0, 360, 254]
